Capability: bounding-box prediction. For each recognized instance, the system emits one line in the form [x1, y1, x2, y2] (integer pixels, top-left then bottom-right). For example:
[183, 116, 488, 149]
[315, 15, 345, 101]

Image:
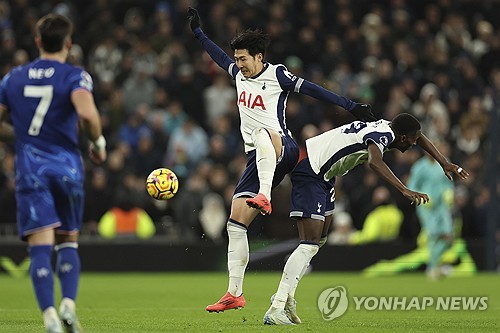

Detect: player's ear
[256, 53, 263, 62]
[65, 37, 72, 50]
[35, 36, 42, 49]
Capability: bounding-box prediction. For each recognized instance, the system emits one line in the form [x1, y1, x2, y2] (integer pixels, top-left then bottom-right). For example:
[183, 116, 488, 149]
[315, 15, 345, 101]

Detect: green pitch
[0, 272, 498, 332]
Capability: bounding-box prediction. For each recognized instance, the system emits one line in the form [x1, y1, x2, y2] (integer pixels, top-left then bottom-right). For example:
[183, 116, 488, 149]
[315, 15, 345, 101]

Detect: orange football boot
[246, 193, 272, 215]
[206, 292, 246, 312]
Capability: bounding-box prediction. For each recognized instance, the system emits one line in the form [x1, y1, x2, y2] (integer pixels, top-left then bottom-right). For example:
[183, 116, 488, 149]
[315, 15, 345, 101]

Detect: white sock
[289, 237, 326, 298]
[288, 263, 309, 299]
[227, 221, 249, 296]
[252, 128, 276, 200]
[271, 243, 319, 310]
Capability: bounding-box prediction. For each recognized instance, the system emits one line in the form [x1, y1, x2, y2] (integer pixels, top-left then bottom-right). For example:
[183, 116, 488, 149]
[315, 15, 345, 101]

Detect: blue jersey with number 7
[0, 58, 92, 154]
[0, 58, 93, 239]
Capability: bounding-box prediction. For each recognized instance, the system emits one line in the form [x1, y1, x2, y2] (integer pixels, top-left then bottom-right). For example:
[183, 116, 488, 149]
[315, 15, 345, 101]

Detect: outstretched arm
[417, 133, 469, 181]
[276, 67, 376, 121]
[298, 79, 356, 110]
[188, 7, 236, 76]
[367, 143, 429, 205]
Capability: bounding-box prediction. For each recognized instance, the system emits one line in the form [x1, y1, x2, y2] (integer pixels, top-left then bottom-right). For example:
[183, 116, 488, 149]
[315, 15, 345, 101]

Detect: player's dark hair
[230, 29, 271, 57]
[35, 14, 73, 53]
[391, 113, 421, 136]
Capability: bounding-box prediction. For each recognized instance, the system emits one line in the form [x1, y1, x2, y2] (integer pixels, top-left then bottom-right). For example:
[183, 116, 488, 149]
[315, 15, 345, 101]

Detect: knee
[251, 127, 269, 143]
[298, 242, 320, 257]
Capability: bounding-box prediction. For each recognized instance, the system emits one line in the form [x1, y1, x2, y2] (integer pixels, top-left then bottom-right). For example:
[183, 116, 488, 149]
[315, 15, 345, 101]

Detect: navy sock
[29, 245, 54, 311]
[56, 243, 80, 300]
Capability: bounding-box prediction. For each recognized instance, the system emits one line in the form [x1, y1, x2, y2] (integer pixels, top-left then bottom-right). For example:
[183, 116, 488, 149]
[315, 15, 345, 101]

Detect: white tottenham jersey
[306, 120, 395, 181]
[230, 63, 295, 152]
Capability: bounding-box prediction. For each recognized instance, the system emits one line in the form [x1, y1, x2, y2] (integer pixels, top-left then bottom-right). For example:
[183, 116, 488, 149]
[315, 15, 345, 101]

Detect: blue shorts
[289, 158, 335, 221]
[234, 135, 299, 198]
[15, 145, 84, 241]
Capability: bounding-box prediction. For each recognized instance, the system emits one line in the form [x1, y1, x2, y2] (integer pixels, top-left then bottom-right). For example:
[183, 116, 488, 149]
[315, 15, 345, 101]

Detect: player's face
[234, 49, 264, 78]
[395, 130, 421, 152]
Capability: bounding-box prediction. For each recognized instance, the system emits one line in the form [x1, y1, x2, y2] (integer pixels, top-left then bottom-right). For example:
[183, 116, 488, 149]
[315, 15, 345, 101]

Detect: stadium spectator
[98, 202, 155, 240]
[326, 211, 355, 245]
[0, 149, 16, 224]
[165, 116, 209, 179]
[410, 83, 449, 141]
[83, 168, 113, 236]
[171, 171, 209, 242]
[117, 104, 153, 156]
[122, 63, 157, 115]
[199, 192, 227, 244]
[88, 34, 123, 84]
[159, 99, 187, 136]
[203, 72, 236, 127]
[349, 186, 404, 245]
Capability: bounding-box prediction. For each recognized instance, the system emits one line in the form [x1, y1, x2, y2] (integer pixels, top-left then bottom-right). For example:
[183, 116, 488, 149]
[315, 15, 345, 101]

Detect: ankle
[60, 297, 75, 312]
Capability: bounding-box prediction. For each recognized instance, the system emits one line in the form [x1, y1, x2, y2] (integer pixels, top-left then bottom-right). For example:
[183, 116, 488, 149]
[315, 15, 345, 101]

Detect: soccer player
[0, 14, 106, 333]
[407, 142, 455, 280]
[186, 7, 376, 313]
[264, 113, 468, 325]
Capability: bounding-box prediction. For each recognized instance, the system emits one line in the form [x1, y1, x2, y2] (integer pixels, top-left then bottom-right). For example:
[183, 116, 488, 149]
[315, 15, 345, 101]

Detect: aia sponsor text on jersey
[238, 91, 266, 110]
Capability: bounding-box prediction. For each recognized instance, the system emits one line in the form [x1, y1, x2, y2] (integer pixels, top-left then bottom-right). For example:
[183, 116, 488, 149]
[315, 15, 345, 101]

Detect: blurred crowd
[0, 0, 499, 243]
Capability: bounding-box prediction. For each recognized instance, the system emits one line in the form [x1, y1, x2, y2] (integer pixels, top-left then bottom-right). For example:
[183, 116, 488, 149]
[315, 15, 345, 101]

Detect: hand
[89, 144, 107, 164]
[443, 163, 469, 181]
[403, 190, 429, 206]
[351, 103, 377, 122]
[187, 6, 200, 31]
[89, 136, 107, 164]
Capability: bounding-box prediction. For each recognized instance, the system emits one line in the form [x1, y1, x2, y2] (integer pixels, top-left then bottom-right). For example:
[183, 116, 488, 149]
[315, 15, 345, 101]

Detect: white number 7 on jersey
[24, 85, 53, 136]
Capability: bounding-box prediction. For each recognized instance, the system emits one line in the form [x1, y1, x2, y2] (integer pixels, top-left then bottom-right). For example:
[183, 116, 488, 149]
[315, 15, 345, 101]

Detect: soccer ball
[146, 168, 179, 200]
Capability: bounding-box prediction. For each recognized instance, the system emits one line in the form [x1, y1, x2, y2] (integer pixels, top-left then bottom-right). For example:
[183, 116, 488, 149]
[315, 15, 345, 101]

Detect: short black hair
[230, 29, 270, 57]
[391, 113, 421, 136]
[35, 14, 73, 53]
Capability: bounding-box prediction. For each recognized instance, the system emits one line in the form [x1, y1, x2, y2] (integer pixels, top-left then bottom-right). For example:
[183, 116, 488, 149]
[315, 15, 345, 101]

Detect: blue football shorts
[233, 135, 299, 199]
[289, 158, 335, 221]
[15, 145, 84, 241]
